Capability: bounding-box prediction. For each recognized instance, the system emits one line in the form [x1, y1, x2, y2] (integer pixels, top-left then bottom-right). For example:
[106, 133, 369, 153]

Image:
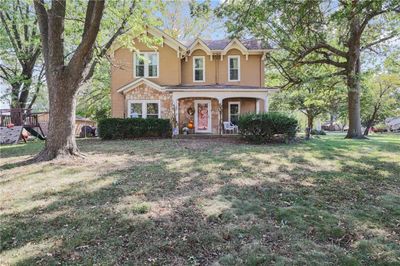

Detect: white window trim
[133, 52, 159, 79]
[193, 56, 205, 82]
[127, 100, 161, 118]
[228, 55, 240, 82]
[228, 101, 240, 123]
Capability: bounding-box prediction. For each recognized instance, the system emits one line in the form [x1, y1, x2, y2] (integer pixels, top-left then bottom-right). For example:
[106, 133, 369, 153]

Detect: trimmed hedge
[238, 112, 298, 143]
[98, 118, 172, 140]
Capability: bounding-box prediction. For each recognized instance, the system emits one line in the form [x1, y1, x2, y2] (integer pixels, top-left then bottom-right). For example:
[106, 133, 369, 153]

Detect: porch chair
[223, 121, 238, 134]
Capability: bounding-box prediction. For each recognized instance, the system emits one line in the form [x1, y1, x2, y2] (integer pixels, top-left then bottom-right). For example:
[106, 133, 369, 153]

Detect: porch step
[174, 134, 240, 139]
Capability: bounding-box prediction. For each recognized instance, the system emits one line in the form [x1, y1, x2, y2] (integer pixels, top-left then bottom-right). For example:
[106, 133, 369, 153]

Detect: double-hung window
[193, 56, 205, 82]
[228, 101, 240, 125]
[228, 55, 240, 81]
[134, 52, 159, 78]
[128, 100, 160, 119]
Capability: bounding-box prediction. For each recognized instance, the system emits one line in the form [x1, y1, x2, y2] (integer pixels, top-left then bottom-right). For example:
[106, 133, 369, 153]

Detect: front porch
[174, 96, 269, 135]
[116, 79, 278, 135]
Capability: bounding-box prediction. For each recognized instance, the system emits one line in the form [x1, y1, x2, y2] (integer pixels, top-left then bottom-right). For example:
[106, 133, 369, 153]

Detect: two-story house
[111, 27, 277, 134]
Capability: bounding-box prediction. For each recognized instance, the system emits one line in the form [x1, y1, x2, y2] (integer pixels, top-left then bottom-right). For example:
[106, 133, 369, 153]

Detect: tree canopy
[220, 0, 400, 138]
[0, 0, 43, 109]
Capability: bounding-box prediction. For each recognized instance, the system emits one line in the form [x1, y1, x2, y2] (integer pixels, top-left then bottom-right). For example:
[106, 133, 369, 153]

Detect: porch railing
[0, 108, 41, 127]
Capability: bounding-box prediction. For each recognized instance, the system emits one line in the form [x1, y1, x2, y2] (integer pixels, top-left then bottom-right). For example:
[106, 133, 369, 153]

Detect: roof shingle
[185, 38, 269, 50]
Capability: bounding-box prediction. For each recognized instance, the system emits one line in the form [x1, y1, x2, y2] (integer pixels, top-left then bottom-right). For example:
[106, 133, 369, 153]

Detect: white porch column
[256, 99, 260, 114]
[264, 96, 269, 112]
[218, 98, 223, 135]
[172, 97, 179, 136]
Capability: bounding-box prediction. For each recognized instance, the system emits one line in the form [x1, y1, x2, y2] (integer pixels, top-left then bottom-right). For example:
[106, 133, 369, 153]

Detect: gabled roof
[203, 38, 269, 50]
[221, 38, 249, 56]
[184, 37, 270, 51]
[146, 26, 187, 53]
[188, 38, 213, 56]
[117, 78, 164, 94]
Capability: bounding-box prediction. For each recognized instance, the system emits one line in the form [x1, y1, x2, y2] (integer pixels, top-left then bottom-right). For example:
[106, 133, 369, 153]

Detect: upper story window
[193, 56, 205, 82]
[228, 55, 240, 81]
[134, 52, 159, 78]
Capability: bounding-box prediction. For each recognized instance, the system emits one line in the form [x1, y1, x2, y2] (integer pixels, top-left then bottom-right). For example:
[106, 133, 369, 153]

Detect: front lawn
[1, 134, 399, 265]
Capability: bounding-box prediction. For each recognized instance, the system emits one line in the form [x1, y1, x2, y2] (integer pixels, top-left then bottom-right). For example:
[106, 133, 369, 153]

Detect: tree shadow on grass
[1, 137, 399, 265]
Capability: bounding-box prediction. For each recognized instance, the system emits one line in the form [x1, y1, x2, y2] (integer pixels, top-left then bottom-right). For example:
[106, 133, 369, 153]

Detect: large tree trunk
[36, 82, 79, 160]
[363, 104, 379, 136]
[346, 70, 364, 138]
[305, 114, 314, 140]
[364, 121, 371, 136]
[345, 11, 364, 139]
[34, 0, 105, 161]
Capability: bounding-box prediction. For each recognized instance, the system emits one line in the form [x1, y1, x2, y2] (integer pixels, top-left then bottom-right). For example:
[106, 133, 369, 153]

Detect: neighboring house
[385, 117, 400, 131]
[111, 27, 277, 134]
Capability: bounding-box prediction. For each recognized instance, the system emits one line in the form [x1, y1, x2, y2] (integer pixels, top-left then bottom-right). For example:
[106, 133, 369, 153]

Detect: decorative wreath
[187, 107, 194, 115]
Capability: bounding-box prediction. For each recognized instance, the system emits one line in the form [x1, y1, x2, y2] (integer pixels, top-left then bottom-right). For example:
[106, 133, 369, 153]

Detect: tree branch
[68, 0, 105, 83]
[0, 12, 20, 54]
[360, 4, 400, 34]
[27, 64, 46, 109]
[298, 58, 347, 69]
[33, 0, 49, 61]
[5, 11, 23, 50]
[47, 0, 66, 67]
[361, 34, 398, 51]
[299, 43, 347, 59]
[82, 0, 136, 83]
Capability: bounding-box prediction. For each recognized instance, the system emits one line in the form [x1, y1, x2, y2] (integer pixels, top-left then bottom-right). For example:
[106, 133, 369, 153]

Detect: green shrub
[238, 112, 298, 143]
[310, 129, 326, 135]
[372, 123, 388, 133]
[98, 118, 171, 140]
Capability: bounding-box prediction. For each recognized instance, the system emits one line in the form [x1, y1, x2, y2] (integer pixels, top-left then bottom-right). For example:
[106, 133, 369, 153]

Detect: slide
[24, 126, 46, 140]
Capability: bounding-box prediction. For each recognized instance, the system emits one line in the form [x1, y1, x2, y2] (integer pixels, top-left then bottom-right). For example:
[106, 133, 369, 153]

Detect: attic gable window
[228, 55, 240, 81]
[134, 52, 159, 78]
[193, 56, 205, 82]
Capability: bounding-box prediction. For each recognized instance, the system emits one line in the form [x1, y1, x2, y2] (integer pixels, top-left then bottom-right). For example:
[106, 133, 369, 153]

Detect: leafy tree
[0, 0, 43, 109]
[33, 0, 161, 161]
[220, 0, 400, 139]
[160, 0, 216, 40]
[361, 72, 400, 135]
[76, 59, 111, 121]
[271, 73, 345, 139]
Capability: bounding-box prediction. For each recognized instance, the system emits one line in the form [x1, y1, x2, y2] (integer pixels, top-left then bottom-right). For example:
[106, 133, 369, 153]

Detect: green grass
[0, 134, 399, 265]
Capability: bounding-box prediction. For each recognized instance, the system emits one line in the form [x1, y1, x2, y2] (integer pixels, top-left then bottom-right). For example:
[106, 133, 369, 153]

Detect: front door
[194, 100, 211, 133]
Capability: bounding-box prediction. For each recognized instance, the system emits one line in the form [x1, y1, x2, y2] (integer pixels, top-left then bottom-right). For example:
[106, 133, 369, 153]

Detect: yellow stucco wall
[111, 37, 181, 118]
